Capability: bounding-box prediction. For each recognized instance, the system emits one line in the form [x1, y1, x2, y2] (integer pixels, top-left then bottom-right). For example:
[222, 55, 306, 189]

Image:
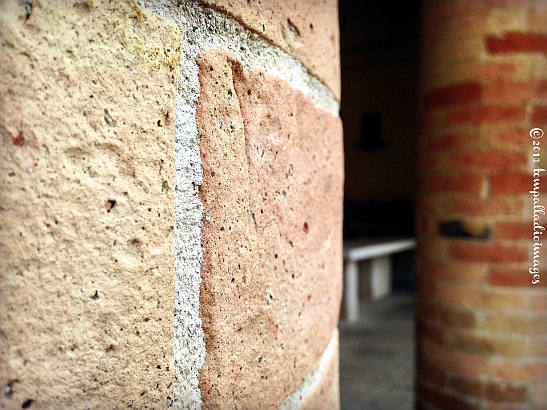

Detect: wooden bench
[343, 237, 416, 322]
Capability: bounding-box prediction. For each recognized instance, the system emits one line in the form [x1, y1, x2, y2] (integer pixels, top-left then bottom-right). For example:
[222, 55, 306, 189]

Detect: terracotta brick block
[429, 197, 525, 217]
[300, 338, 339, 410]
[446, 105, 526, 125]
[0, 2, 178, 407]
[451, 150, 528, 173]
[494, 222, 530, 240]
[532, 105, 547, 124]
[423, 83, 482, 110]
[485, 32, 547, 54]
[439, 306, 478, 329]
[421, 175, 485, 194]
[484, 80, 547, 102]
[490, 173, 531, 194]
[531, 382, 547, 407]
[489, 360, 547, 382]
[418, 319, 446, 345]
[492, 127, 530, 146]
[424, 258, 487, 283]
[418, 384, 478, 410]
[531, 294, 547, 311]
[446, 331, 525, 357]
[448, 375, 485, 398]
[485, 381, 528, 403]
[489, 268, 542, 287]
[450, 243, 528, 263]
[196, 51, 342, 408]
[199, 0, 341, 98]
[418, 361, 447, 388]
[420, 340, 488, 377]
[436, 283, 528, 310]
[420, 131, 480, 152]
[528, 338, 547, 357]
[485, 312, 547, 335]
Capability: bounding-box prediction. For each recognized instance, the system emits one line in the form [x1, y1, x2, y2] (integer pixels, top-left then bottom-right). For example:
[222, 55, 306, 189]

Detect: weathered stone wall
[0, 0, 342, 408]
[417, 0, 547, 408]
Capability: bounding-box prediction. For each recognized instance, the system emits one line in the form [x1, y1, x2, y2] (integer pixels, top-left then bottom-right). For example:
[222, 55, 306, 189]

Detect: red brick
[532, 105, 547, 124]
[418, 319, 445, 345]
[531, 294, 547, 311]
[494, 221, 530, 240]
[424, 83, 482, 110]
[490, 360, 547, 382]
[447, 105, 526, 125]
[531, 382, 547, 407]
[436, 284, 528, 310]
[430, 197, 524, 217]
[482, 313, 547, 334]
[425, 258, 487, 283]
[418, 361, 447, 388]
[486, 32, 547, 54]
[488, 268, 539, 287]
[448, 375, 485, 398]
[418, 384, 478, 410]
[492, 127, 529, 146]
[528, 338, 547, 357]
[490, 173, 531, 194]
[422, 175, 485, 194]
[451, 150, 527, 173]
[450, 243, 528, 263]
[440, 306, 477, 329]
[469, 61, 517, 81]
[420, 340, 488, 377]
[447, 331, 525, 357]
[485, 381, 528, 402]
[420, 131, 479, 152]
[484, 80, 547, 102]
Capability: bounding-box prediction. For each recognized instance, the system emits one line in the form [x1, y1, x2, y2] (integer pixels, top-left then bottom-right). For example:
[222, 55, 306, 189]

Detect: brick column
[417, 0, 546, 408]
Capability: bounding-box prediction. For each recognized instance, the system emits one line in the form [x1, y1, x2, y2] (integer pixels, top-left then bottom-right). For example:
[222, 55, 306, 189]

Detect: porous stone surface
[198, 0, 341, 100]
[196, 50, 343, 408]
[0, 0, 178, 407]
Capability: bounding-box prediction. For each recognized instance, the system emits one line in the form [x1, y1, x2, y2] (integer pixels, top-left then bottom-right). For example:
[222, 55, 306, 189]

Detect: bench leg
[370, 255, 392, 299]
[344, 260, 359, 322]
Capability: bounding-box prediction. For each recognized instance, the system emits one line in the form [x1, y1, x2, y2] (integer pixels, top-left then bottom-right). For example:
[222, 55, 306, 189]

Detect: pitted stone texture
[199, 0, 341, 100]
[196, 50, 343, 408]
[0, 0, 178, 407]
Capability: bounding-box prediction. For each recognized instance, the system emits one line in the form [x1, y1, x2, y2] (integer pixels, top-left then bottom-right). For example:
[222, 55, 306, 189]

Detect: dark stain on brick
[439, 219, 490, 240]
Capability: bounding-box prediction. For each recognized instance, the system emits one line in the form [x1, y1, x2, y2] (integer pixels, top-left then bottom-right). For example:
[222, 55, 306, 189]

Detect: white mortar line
[139, 1, 339, 408]
[279, 329, 339, 410]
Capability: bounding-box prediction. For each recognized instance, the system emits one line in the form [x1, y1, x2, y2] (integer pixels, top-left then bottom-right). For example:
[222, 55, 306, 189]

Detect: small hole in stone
[303, 222, 309, 233]
[91, 290, 99, 300]
[105, 200, 116, 212]
[22, 399, 33, 409]
[247, 90, 251, 95]
[157, 120, 162, 127]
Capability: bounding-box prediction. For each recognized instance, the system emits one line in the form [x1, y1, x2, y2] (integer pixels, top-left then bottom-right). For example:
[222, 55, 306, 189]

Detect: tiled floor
[339, 292, 415, 410]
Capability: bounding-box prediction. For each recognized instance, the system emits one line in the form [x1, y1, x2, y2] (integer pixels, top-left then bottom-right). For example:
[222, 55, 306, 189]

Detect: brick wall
[0, 0, 343, 408]
[417, 0, 547, 408]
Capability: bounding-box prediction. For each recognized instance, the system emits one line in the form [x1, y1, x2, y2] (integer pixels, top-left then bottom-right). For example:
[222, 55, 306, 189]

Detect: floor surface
[339, 292, 415, 410]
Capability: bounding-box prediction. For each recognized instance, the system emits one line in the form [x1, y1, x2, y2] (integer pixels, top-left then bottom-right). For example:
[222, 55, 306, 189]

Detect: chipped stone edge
[279, 329, 339, 410]
[138, 0, 339, 408]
